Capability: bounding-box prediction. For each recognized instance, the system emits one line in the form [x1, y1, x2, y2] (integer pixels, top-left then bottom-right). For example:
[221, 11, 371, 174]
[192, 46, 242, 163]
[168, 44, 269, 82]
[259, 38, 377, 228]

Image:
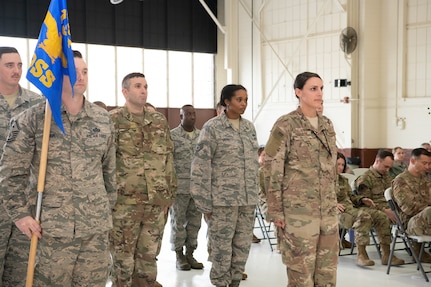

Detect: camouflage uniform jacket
[337, 174, 363, 208]
[393, 171, 431, 228]
[110, 107, 176, 206]
[0, 86, 43, 154]
[171, 124, 200, 195]
[355, 167, 391, 211]
[190, 112, 259, 214]
[389, 161, 407, 179]
[264, 107, 338, 222]
[0, 99, 117, 238]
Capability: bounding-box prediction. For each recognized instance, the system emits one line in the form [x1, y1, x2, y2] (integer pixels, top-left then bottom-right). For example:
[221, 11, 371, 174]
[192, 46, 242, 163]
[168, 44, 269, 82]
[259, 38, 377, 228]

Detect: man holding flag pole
[0, 0, 117, 286]
[0, 47, 44, 287]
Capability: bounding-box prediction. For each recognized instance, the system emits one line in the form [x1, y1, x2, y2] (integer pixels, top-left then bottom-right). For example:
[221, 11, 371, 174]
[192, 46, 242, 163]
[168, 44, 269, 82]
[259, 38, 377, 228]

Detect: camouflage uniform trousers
[169, 194, 202, 251]
[110, 203, 165, 287]
[406, 206, 431, 236]
[156, 208, 169, 256]
[2, 224, 31, 287]
[339, 205, 391, 246]
[208, 205, 255, 286]
[278, 213, 338, 287]
[0, 207, 11, 286]
[34, 232, 110, 287]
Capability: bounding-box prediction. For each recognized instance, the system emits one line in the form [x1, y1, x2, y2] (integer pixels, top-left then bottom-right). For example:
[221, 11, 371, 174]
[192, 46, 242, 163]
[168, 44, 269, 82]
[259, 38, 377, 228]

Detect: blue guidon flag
[26, 0, 75, 133]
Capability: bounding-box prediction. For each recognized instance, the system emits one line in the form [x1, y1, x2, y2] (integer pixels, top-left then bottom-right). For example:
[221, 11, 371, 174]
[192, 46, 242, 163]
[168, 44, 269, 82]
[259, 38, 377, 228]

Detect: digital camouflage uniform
[169, 125, 202, 251]
[0, 87, 43, 287]
[109, 107, 176, 287]
[265, 107, 338, 287]
[389, 161, 407, 179]
[355, 167, 392, 211]
[190, 112, 259, 287]
[393, 171, 431, 236]
[337, 175, 391, 246]
[0, 100, 117, 287]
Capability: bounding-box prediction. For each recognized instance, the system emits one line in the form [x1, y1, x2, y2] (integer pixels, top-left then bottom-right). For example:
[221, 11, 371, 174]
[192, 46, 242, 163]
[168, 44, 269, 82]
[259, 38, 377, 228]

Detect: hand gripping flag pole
[25, 0, 76, 285]
[25, 104, 51, 287]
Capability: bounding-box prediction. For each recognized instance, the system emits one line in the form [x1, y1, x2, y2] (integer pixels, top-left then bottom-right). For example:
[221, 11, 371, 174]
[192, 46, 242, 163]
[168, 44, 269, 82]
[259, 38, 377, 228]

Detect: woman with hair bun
[191, 84, 259, 287]
[265, 72, 338, 286]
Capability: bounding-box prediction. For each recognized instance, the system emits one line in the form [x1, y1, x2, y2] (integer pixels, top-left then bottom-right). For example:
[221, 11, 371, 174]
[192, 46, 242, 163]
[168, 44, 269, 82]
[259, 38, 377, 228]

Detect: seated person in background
[93, 101, 107, 110]
[355, 149, 405, 265]
[393, 148, 431, 263]
[258, 146, 267, 218]
[421, 142, 431, 152]
[420, 143, 431, 180]
[250, 147, 266, 244]
[145, 102, 156, 111]
[337, 153, 392, 267]
[389, 146, 407, 179]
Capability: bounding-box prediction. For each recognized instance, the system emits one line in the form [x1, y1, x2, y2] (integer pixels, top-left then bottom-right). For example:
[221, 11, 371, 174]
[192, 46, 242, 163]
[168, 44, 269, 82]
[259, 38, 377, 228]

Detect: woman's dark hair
[337, 152, 347, 173]
[293, 72, 321, 99]
[220, 84, 246, 107]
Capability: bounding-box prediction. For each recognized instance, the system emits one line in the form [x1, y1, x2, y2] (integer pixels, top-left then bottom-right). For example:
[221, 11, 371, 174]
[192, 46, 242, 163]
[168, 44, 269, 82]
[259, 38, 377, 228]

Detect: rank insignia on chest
[6, 119, 19, 143]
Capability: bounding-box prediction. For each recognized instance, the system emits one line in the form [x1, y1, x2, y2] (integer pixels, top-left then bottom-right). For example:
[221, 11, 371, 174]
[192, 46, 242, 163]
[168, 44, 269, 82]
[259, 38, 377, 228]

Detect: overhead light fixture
[110, 0, 124, 4]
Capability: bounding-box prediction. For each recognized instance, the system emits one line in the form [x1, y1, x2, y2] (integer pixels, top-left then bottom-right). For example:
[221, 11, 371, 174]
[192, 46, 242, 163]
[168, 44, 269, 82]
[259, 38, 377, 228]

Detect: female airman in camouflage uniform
[265, 72, 338, 287]
[191, 84, 259, 287]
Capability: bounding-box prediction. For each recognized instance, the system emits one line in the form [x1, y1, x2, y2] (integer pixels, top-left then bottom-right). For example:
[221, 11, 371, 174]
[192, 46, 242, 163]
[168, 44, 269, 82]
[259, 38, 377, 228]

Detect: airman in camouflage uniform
[264, 72, 338, 287]
[336, 153, 392, 267]
[355, 149, 405, 265]
[191, 85, 259, 287]
[109, 72, 176, 287]
[393, 148, 431, 262]
[0, 47, 44, 287]
[389, 147, 407, 179]
[169, 105, 204, 271]
[0, 51, 117, 287]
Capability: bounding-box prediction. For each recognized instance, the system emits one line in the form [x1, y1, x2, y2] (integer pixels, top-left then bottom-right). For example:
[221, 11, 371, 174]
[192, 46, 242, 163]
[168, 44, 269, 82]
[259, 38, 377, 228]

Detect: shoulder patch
[265, 126, 285, 157]
[6, 119, 20, 143]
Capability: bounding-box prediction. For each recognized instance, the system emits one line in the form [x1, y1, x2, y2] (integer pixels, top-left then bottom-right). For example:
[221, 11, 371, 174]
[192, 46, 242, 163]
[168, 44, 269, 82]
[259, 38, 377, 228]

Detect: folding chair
[254, 205, 278, 251]
[351, 168, 369, 177]
[384, 187, 431, 282]
[338, 227, 381, 258]
[338, 227, 355, 255]
[340, 173, 358, 186]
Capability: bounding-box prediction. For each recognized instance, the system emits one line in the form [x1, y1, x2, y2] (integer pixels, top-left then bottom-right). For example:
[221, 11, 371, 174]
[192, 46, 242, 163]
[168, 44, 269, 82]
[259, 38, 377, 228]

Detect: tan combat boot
[176, 248, 191, 270]
[356, 245, 375, 266]
[381, 244, 405, 265]
[341, 238, 352, 249]
[411, 242, 431, 263]
[185, 247, 204, 269]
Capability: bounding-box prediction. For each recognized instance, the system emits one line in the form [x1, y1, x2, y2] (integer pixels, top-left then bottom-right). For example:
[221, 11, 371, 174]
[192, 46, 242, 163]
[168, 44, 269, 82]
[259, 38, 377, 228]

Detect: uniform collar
[121, 105, 153, 126]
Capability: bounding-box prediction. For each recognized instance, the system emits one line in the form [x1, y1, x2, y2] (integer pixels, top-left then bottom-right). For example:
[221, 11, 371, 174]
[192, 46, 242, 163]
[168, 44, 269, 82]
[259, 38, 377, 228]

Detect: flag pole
[26, 101, 52, 287]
